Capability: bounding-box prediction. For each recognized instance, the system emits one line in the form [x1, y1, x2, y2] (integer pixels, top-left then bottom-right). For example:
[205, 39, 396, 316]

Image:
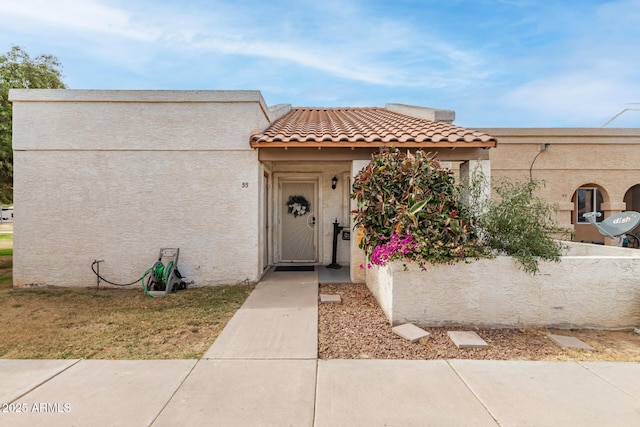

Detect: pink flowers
[370, 233, 418, 266]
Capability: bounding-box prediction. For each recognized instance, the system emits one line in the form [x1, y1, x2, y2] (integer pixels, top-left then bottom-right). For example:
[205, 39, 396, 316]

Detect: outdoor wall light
[331, 176, 338, 190]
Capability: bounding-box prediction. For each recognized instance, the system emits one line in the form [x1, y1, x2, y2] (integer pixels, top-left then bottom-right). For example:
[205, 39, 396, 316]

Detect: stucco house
[9, 89, 639, 288]
[9, 90, 496, 288]
[479, 128, 640, 244]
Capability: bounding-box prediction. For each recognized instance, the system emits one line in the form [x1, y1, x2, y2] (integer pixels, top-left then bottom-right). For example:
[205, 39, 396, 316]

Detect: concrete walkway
[1, 270, 640, 426]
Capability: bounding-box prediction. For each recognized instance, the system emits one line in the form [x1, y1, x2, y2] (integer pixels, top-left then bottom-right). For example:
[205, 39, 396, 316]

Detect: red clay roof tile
[250, 107, 496, 148]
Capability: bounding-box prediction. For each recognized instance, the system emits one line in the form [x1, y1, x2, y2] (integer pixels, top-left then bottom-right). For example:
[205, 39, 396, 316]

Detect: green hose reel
[143, 248, 186, 297]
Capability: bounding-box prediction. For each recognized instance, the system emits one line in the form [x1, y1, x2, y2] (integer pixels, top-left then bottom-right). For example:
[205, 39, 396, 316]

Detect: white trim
[341, 171, 352, 227]
[576, 187, 603, 224]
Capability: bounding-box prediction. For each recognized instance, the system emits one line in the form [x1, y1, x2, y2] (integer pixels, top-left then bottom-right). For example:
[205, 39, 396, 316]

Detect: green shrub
[352, 148, 567, 274]
[351, 147, 487, 269]
[471, 177, 569, 274]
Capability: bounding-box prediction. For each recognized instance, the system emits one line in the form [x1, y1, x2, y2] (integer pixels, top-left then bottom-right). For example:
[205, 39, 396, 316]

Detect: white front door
[279, 179, 318, 262]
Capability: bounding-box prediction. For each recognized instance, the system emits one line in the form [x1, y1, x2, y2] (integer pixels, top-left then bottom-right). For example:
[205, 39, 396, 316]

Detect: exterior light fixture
[331, 176, 338, 190]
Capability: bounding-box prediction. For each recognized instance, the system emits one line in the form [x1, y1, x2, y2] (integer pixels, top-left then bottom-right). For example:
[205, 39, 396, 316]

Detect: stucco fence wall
[366, 242, 640, 329]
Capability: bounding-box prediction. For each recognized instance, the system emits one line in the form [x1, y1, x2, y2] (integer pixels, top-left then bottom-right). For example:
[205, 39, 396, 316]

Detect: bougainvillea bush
[352, 147, 488, 269]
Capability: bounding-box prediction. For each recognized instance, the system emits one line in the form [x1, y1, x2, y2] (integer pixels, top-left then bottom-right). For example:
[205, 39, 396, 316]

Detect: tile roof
[250, 107, 496, 148]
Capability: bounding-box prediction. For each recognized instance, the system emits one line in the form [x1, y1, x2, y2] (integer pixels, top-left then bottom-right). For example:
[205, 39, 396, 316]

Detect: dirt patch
[319, 283, 640, 361]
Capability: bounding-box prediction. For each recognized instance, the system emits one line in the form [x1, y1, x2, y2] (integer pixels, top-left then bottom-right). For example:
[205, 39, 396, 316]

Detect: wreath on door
[287, 195, 311, 217]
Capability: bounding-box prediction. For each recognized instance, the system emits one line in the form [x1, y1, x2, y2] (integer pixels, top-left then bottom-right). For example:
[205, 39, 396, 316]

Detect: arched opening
[623, 184, 640, 212]
[571, 184, 608, 243]
[623, 184, 640, 247]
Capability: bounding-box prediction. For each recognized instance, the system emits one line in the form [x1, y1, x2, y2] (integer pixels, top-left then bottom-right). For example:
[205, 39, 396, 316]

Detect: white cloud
[8, 0, 637, 128]
[475, 0, 640, 126]
[1, 0, 488, 89]
[0, 0, 162, 41]
[191, 36, 409, 87]
[501, 72, 640, 126]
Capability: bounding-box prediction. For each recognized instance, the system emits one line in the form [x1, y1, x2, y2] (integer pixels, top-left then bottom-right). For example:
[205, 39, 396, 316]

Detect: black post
[327, 219, 345, 269]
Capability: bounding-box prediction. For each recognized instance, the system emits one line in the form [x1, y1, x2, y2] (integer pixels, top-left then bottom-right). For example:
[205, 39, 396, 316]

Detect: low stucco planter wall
[366, 242, 640, 329]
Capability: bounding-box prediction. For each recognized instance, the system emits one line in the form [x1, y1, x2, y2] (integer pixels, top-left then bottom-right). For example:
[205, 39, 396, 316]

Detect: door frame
[263, 171, 270, 270]
[274, 173, 321, 263]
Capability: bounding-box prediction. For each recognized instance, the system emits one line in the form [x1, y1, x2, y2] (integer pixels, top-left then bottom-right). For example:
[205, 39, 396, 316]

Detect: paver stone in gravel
[319, 294, 342, 304]
[392, 323, 430, 343]
[548, 334, 595, 350]
[448, 331, 489, 349]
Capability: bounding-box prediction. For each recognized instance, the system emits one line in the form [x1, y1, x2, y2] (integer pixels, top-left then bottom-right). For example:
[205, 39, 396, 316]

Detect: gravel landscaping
[318, 283, 640, 361]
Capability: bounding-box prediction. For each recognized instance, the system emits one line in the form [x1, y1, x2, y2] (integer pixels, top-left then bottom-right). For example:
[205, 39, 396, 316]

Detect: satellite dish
[584, 211, 640, 246]
[598, 211, 640, 237]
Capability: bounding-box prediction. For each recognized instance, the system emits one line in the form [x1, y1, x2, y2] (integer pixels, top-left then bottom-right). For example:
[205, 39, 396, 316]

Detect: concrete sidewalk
[202, 269, 318, 360]
[2, 270, 640, 426]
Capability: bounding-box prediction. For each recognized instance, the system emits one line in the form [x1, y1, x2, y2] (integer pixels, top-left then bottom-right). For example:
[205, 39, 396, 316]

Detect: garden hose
[141, 264, 158, 298]
[142, 260, 175, 298]
[164, 261, 174, 286]
[91, 260, 175, 299]
[91, 260, 151, 287]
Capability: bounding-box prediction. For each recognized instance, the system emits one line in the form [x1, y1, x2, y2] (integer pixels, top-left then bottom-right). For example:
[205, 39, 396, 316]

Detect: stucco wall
[349, 160, 370, 283]
[366, 242, 640, 329]
[479, 128, 640, 243]
[11, 90, 271, 288]
[365, 263, 393, 320]
[11, 90, 270, 152]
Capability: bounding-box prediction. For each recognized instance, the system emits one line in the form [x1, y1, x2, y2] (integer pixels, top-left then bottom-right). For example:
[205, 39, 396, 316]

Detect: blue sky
[1, 0, 639, 127]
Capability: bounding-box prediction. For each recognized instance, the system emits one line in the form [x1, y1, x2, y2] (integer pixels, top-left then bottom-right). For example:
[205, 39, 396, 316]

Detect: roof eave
[250, 141, 497, 149]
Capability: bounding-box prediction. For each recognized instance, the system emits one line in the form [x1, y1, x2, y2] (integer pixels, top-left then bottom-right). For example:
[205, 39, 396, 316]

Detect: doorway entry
[277, 177, 318, 263]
